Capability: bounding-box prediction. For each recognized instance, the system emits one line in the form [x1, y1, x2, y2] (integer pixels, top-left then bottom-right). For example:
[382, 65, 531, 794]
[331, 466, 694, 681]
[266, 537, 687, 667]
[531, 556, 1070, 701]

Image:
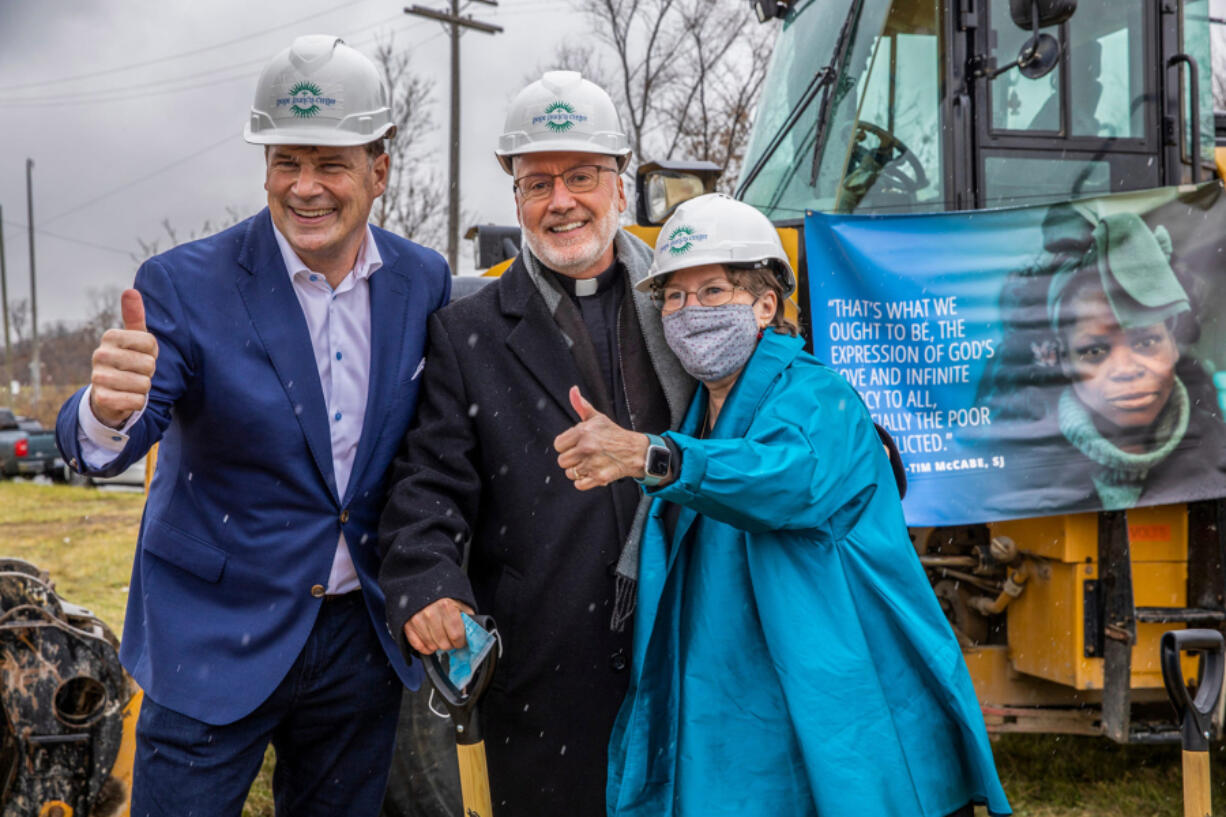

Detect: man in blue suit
[55, 35, 449, 817]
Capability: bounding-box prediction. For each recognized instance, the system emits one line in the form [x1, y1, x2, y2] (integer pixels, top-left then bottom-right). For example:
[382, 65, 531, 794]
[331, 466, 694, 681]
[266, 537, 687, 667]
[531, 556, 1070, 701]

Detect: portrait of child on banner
[975, 199, 1226, 517]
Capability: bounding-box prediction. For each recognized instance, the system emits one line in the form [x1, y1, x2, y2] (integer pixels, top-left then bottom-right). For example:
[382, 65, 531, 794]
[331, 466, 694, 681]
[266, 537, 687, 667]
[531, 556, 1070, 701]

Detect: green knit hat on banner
[1047, 212, 1189, 331]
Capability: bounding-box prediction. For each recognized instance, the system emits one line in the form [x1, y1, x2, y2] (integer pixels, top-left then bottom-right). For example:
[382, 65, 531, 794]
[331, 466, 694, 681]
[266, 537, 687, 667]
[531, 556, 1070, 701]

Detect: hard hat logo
[664, 225, 707, 256]
[495, 71, 631, 174]
[636, 194, 796, 297]
[283, 81, 335, 119]
[535, 101, 587, 134]
[244, 35, 392, 148]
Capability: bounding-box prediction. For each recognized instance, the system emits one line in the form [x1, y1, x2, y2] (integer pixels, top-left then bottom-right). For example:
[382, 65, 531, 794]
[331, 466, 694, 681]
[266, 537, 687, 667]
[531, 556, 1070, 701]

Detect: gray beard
[520, 208, 620, 277]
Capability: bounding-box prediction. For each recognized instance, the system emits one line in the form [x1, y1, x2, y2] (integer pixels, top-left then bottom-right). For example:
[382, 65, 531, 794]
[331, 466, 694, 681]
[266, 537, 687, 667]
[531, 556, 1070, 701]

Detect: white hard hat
[244, 35, 394, 147]
[635, 194, 795, 296]
[496, 71, 632, 175]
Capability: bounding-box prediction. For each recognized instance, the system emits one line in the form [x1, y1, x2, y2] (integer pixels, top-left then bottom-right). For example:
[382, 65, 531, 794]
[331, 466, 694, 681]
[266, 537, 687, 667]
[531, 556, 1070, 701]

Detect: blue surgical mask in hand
[443, 612, 496, 690]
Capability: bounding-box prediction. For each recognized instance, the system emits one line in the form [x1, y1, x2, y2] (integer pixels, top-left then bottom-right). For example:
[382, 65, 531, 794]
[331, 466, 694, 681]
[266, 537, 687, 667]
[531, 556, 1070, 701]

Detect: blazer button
[340, 509, 350, 524]
[610, 652, 628, 672]
[310, 584, 326, 598]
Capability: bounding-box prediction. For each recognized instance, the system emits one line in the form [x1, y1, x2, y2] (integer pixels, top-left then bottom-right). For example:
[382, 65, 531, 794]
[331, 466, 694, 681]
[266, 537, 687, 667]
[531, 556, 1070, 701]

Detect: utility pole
[405, 1, 502, 273]
[26, 159, 40, 408]
[0, 206, 10, 394]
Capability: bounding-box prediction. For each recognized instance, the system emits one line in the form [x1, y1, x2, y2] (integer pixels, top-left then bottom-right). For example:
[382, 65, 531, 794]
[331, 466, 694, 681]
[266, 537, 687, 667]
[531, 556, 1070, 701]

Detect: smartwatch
[638, 433, 672, 487]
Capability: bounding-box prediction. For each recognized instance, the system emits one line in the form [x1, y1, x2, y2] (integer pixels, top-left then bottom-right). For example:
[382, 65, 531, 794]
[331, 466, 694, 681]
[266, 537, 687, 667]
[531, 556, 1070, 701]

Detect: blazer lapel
[344, 240, 408, 504]
[501, 259, 586, 421]
[235, 210, 338, 501]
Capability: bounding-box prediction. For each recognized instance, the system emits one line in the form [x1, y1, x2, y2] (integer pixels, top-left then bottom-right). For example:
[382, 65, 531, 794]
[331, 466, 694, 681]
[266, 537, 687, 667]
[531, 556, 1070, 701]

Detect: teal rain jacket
[607, 331, 1011, 817]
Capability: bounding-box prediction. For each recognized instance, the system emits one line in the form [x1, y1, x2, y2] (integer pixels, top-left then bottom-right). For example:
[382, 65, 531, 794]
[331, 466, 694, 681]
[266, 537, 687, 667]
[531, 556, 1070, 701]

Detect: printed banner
[805, 183, 1226, 525]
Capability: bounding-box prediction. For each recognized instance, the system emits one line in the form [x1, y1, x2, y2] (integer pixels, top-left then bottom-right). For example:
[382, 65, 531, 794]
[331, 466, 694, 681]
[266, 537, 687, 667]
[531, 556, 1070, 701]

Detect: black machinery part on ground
[0, 558, 129, 817]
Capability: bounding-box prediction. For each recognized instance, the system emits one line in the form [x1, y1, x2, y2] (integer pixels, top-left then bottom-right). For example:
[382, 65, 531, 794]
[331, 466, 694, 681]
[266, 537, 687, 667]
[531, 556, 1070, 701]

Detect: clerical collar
[548, 258, 622, 298]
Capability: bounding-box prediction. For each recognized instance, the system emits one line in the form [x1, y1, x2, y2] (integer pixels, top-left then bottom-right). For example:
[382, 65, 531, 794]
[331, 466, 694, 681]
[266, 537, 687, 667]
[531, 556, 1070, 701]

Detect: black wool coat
[379, 247, 691, 817]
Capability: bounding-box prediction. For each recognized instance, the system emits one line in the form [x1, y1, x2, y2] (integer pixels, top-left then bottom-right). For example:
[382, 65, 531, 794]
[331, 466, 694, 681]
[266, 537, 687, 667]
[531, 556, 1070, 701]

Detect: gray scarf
[520, 231, 694, 630]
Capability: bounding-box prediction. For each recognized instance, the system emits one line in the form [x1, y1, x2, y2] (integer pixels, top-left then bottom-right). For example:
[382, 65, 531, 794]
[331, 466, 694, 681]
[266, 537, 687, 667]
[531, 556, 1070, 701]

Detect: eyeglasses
[654, 281, 748, 314]
[513, 165, 618, 202]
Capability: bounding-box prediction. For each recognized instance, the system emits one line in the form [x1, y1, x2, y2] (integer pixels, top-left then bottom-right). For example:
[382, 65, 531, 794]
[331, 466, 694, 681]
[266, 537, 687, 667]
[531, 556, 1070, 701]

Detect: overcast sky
[0, 0, 580, 327]
[4, 1, 1226, 329]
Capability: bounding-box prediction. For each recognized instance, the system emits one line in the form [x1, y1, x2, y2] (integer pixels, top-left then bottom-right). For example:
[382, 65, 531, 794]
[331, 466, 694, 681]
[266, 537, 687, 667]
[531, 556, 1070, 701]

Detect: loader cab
[738, 0, 1216, 218]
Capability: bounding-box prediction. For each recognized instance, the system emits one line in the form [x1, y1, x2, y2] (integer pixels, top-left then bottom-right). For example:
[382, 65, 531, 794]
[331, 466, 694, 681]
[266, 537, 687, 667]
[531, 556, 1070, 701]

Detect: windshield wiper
[807, 0, 867, 187]
[735, 67, 834, 200]
[735, 0, 868, 203]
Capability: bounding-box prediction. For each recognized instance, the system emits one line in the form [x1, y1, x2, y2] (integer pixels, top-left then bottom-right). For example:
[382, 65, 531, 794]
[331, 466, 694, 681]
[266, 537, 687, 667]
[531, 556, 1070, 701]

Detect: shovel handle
[420, 614, 499, 746]
[1161, 629, 1225, 753]
[457, 741, 493, 817]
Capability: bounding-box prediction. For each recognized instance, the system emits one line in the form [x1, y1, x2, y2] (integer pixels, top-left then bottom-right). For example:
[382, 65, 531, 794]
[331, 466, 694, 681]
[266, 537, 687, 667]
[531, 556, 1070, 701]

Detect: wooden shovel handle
[458, 741, 493, 817]
[1183, 749, 1212, 817]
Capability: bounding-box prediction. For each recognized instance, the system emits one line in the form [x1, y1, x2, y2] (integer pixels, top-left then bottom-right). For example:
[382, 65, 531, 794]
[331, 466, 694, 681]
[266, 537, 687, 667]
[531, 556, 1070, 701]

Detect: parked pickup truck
[0, 408, 64, 479]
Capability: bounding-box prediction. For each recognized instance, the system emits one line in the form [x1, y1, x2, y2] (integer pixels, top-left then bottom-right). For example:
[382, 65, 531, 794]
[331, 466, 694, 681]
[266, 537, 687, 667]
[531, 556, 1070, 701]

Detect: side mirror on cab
[750, 0, 792, 23]
[634, 160, 723, 227]
[976, 0, 1075, 82]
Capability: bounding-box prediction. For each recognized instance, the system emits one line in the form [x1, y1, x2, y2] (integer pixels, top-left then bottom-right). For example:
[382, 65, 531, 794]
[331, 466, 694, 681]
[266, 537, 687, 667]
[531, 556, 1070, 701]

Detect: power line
[12, 56, 273, 106]
[31, 25, 448, 225]
[9, 15, 417, 106]
[7, 23, 431, 109]
[0, 0, 380, 93]
[1, 219, 131, 257]
[485, 0, 568, 9]
[9, 68, 262, 109]
[489, 1, 569, 13]
[42, 133, 241, 226]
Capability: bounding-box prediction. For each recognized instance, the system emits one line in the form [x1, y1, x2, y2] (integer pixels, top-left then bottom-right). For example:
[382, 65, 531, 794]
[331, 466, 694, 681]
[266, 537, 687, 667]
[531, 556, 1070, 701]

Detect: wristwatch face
[645, 444, 671, 478]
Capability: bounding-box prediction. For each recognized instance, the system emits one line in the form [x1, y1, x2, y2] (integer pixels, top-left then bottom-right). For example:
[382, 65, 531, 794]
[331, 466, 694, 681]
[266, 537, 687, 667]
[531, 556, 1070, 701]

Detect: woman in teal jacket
[556, 194, 1010, 817]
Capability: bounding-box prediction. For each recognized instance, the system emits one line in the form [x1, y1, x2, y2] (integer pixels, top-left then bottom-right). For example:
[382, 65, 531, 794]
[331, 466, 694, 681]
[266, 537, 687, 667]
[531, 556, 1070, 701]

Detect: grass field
[0, 480, 275, 817]
[1, 478, 1221, 816]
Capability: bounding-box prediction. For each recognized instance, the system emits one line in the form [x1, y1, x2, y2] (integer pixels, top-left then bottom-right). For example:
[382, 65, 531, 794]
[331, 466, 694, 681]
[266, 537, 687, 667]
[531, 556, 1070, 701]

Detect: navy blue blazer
[56, 209, 449, 725]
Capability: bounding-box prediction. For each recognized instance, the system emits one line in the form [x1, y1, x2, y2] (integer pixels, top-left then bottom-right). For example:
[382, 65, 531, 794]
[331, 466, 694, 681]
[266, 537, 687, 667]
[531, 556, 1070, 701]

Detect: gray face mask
[662, 303, 760, 383]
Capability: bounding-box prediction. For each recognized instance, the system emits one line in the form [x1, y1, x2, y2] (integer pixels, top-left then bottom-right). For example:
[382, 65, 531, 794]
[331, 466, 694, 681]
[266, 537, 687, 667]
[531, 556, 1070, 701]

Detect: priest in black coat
[378, 71, 692, 817]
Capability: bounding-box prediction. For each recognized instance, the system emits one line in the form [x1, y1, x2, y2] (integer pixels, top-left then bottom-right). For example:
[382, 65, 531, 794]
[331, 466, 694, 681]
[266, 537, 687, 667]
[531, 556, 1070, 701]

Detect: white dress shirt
[78, 223, 381, 595]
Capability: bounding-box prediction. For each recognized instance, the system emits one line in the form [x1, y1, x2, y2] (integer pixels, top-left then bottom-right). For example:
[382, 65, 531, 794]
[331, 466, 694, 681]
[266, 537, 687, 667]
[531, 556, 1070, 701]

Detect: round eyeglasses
[653, 281, 748, 314]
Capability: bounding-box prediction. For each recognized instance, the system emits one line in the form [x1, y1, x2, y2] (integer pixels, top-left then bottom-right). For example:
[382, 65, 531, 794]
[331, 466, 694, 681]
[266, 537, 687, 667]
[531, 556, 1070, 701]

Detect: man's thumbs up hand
[121, 288, 147, 332]
[89, 288, 159, 429]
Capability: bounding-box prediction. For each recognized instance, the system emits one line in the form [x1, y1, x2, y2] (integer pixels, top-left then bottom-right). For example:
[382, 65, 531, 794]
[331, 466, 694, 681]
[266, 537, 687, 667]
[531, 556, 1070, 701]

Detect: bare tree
[554, 0, 775, 190]
[85, 285, 125, 341]
[537, 43, 618, 95]
[9, 299, 28, 345]
[664, 3, 774, 186]
[371, 35, 448, 251]
[132, 208, 245, 264]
